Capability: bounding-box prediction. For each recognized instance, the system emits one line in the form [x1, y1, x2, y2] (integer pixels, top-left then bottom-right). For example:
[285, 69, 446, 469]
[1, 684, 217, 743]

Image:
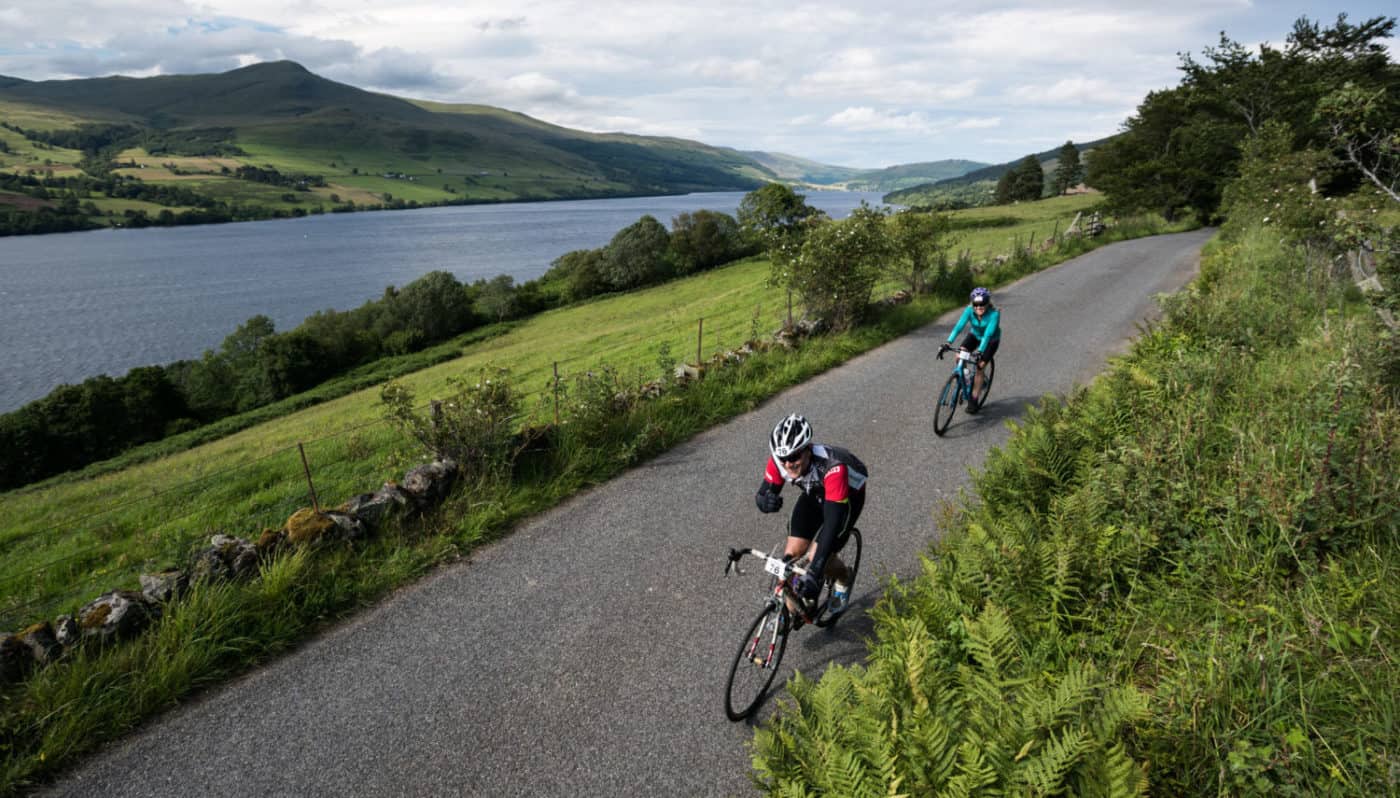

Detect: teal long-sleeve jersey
[946, 305, 1002, 352]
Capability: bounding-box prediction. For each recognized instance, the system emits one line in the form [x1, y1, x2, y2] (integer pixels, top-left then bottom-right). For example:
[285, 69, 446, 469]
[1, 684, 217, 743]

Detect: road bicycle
[933, 344, 995, 436]
[721, 527, 863, 721]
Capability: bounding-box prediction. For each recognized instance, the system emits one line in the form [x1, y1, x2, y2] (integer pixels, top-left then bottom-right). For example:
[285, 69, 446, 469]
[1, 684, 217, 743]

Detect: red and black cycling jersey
[762, 443, 869, 502]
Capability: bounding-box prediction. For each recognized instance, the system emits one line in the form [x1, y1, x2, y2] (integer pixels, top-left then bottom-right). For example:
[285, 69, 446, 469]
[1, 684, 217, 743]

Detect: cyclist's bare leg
[784, 536, 850, 584]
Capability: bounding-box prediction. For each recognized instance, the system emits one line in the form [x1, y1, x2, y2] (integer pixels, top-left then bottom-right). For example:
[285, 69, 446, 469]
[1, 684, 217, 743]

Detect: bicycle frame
[723, 530, 862, 720]
[950, 349, 979, 401]
[934, 347, 994, 435]
[727, 547, 814, 623]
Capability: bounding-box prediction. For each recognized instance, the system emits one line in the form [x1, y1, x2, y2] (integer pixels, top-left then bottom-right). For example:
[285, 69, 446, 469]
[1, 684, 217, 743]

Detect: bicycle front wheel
[933, 373, 959, 436]
[724, 603, 789, 721]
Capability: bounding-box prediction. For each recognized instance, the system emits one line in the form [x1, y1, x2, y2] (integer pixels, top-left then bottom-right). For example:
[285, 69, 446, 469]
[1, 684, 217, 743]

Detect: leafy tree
[603, 214, 671, 290]
[258, 332, 328, 398]
[785, 203, 890, 331]
[172, 350, 238, 420]
[669, 209, 746, 274]
[393, 271, 473, 342]
[120, 365, 190, 440]
[1317, 82, 1400, 202]
[475, 274, 518, 322]
[1052, 141, 1084, 195]
[1091, 13, 1397, 220]
[219, 314, 277, 409]
[1086, 88, 1241, 222]
[995, 156, 1045, 203]
[737, 183, 823, 257]
[737, 183, 826, 303]
[1012, 155, 1046, 201]
[550, 248, 610, 301]
[885, 209, 957, 294]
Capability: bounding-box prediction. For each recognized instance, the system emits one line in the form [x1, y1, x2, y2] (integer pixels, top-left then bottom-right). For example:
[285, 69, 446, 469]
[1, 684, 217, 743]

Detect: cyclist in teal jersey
[943, 287, 1001, 404]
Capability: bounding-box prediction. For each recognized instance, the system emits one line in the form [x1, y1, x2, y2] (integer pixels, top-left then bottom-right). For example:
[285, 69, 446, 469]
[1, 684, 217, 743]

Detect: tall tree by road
[1052, 141, 1084, 195]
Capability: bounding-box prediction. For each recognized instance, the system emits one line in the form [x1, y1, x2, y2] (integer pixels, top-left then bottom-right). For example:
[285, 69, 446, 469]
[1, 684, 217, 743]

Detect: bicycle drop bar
[726, 547, 809, 579]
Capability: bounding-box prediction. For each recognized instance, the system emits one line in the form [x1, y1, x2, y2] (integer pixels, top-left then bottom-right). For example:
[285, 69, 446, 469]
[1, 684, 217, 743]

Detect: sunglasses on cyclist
[972, 301, 988, 308]
[780, 448, 809, 465]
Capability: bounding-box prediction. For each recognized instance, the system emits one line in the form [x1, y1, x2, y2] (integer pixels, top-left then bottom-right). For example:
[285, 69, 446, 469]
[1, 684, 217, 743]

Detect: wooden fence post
[552, 362, 560, 426]
[298, 442, 321, 513]
[696, 317, 704, 365]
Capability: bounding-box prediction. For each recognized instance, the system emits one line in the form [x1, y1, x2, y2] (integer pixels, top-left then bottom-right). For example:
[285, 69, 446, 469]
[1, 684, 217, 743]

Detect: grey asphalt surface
[44, 229, 1213, 797]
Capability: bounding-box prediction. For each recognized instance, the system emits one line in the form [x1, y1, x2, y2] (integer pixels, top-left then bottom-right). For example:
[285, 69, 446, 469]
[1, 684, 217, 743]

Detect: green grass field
[0, 194, 1125, 631]
[0, 196, 1193, 792]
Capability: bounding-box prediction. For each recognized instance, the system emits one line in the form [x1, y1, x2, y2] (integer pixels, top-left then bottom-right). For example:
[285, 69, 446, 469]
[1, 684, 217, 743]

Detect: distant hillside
[884, 138, 1111, 206]
[737, 151, 865, 186]
[737, 152, 987, 192]
[0, 61, 775, 235]
[844, 160, 988, 192]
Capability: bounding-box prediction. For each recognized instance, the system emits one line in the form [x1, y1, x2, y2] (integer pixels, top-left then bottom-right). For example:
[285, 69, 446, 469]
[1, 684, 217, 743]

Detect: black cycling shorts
[960, 333, 1000, 359]
[788, 489, 865, 550]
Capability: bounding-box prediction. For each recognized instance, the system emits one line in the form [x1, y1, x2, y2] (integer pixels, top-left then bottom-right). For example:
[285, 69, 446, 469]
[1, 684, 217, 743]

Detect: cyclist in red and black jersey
[755, 413, 868, 616]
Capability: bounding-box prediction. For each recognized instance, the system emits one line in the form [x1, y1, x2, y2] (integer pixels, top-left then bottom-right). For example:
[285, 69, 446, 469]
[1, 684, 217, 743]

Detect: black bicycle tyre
[967, 357, 995, 414]
[815, 528, 862, 628]
[933, 372, 959, 435]
[979, 358, 996, 408]
[724, 603, 789, 721]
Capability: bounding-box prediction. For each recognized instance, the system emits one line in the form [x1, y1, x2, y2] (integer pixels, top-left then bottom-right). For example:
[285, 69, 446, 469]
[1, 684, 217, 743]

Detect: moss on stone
[79, 604, 112, 629]
[285, 508, 336, 544]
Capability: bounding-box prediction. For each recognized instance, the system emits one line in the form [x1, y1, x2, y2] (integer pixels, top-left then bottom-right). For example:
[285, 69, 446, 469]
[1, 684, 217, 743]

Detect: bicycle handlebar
[725, 547, 809, 580]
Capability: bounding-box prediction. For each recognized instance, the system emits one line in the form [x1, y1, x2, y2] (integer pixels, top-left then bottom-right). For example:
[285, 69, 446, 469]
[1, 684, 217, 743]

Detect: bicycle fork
[748, 602, 784, 668]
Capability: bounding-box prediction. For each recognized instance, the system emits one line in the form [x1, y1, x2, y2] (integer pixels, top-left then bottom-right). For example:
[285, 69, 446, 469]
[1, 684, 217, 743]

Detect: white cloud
[0, 0, 1384, 165]
[1008, 77, 1146, 107]
[686, 57, 768, 84]
[824, 107, 934, 133]
[954, 117, 1001, 130]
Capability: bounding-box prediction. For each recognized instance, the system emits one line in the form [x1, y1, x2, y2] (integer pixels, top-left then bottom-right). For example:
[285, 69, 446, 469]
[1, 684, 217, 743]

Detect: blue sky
[1, 1, 1395, 168]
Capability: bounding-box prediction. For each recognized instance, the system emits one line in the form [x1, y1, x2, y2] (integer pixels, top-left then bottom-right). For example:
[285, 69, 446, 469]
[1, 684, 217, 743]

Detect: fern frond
[1014, 726, 1090, 792]
[962, 603, 1020, 680]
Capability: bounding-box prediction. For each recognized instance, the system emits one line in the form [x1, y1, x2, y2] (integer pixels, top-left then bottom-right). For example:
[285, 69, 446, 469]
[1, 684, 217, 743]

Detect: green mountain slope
[737, 151, 988, 191]
[844, 159, 988, 192]
[885, 138, 1110, 206]
[0, 61, 774, 234]
[737, 150, 866, 185]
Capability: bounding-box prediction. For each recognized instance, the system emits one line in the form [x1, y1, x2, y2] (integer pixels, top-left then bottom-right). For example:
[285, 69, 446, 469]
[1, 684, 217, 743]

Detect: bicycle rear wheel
[815, 527, 862, 628]
[724, 603, 789, 721]
[933, 373, 959, 436]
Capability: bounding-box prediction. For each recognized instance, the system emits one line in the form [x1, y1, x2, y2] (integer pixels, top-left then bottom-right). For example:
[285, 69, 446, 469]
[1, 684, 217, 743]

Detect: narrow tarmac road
[47, 229, 1213, 797]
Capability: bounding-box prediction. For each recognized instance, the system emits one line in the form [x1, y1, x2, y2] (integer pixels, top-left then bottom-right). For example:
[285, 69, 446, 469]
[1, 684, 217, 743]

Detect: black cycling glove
[755, 485, 783, 513]
[793, 571, 822, 601]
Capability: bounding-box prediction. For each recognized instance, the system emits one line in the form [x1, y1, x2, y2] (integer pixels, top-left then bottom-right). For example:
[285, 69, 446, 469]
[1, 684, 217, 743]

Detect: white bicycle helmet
[769, 413, 812, 460]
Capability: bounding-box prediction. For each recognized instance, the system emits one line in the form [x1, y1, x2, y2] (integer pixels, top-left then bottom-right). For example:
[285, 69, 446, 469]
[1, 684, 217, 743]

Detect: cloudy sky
[1, 1, 1395, 168]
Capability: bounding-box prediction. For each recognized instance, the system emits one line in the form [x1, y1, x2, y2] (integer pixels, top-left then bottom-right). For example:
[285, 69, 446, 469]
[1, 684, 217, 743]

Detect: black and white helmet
[769, 413, 813, 460]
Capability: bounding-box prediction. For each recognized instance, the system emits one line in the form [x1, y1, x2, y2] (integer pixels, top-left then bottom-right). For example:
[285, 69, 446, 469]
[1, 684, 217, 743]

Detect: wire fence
[0, 309, 789, 631]
[1, 205, 1115, 630]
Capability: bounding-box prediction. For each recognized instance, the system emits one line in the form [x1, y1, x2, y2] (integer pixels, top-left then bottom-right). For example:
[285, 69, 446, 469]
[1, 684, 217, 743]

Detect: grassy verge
[0, 196, 1126, 630]
[0, 200, 1186, 793]
[749, 225, 1398, 795]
